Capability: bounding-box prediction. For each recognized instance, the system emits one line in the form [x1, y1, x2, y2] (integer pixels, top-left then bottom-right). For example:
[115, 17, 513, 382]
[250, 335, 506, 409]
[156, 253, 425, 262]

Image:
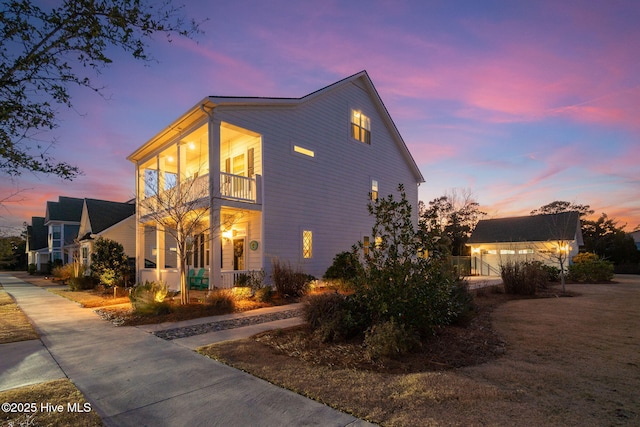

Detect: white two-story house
[128, 71, 424, 290]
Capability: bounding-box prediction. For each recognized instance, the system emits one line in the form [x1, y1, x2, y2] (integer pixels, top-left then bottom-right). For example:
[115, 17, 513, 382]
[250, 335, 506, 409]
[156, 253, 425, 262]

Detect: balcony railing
[140, 173, 261, 217]
[220, 172, 255, 202]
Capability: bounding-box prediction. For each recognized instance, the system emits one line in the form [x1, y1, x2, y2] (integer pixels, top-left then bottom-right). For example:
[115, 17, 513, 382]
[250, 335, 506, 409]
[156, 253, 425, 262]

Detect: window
[518, 249, 534, 254]
[363, 236, 370, 256]
[293, 145, 315, 157]
[500, 249, 516, 255]
[351, 110, 371, 144]
[371, 179, 379, 201]
[302, 230, 313, 259]
[487, 249, 497, 255]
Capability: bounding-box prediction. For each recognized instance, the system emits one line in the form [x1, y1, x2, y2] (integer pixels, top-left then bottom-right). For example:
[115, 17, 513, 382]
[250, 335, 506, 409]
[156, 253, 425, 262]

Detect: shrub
[304, 292, 368, 342]
[204, 290, 235, 312]
[271, 259, 310, 298]
[448, 280, 476, 326]
[364, 319, 420, 360]
[501, 260, 547, 295]
[568, 252, 614, 282]
[52, 263, 74, 284]
[234, 270, 266, 291]
[68, 275, 96, 291]
[91, 237, 130, 287]
[540, 264, 560, 283]
[129, 281, 171, 315]
[323, 250, 363, 284]
[230, 286, 252, 300]
[254, 286, 273, 303]
[28, 264, 36, 275]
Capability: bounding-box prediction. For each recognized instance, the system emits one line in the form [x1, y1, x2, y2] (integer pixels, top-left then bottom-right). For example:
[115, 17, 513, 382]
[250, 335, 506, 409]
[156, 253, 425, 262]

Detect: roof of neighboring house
[128, 70, 424, 183]
[81, 199, 135, 238]
[44, 196, 84, 224]
[467, 211, 583, 244]
[27, 216, 48, 252]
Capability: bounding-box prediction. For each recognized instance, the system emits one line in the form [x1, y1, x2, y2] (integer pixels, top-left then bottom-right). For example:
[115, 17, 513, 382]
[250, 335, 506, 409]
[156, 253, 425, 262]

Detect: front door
[233, 238, 245, 270]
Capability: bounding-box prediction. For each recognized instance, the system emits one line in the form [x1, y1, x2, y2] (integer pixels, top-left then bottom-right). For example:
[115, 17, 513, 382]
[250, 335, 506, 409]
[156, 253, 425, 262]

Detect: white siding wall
[101, 216, 137, 257]
[214, 81, 420, 279]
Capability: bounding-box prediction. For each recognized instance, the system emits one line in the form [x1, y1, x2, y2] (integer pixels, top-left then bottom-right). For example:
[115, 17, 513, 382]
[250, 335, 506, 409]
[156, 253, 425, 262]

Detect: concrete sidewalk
[0, 273, 373, 426]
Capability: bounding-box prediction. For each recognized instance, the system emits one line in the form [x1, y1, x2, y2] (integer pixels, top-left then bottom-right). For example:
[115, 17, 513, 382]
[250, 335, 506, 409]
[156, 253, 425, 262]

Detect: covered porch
[138, 207, 263, 291]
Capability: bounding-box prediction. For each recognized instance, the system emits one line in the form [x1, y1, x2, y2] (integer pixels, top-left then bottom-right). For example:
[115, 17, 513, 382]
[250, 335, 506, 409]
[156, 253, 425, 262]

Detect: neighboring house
[631, 230, 640, 251]
[44, 196, 84, 265]
[128, 70, 425, 290]
[76, 198, 136, 267]
[466, 211, 583, 276]
[26, 216, 49, 272]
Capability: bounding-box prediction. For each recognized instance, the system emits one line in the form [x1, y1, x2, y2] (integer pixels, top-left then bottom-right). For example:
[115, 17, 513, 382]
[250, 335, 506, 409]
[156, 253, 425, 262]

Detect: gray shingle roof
[45, 196, 84, 223]
[468, 211, 582, 244]
[27, 216, 48, 251]
[84, 198, 135, 234]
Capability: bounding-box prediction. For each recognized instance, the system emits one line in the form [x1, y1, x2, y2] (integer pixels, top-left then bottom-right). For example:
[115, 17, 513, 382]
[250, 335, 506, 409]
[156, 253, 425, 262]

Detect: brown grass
[49, 288, 131, 308]
[200, 278, 640, 426]
[0, 286, 38, 344]
[0, 379, 102, 426]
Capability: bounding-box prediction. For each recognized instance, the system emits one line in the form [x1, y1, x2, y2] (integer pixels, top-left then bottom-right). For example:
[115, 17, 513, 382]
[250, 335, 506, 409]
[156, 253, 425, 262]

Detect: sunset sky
[2, 0, 639, 234]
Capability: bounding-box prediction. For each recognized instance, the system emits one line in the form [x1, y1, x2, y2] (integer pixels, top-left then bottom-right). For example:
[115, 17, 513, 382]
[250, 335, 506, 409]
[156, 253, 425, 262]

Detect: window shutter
[248, 148, 254, 176]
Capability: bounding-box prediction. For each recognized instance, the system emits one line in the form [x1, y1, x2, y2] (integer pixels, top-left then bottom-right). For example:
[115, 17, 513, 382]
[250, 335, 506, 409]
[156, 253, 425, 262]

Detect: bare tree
[1, 0, 203, 180]
[139, 173, 213, 305]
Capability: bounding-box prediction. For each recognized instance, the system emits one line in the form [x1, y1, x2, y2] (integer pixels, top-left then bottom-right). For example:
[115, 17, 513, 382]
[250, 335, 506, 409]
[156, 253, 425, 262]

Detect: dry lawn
[0, 379, 102, 426]
[201, 277, 640, 426]
[49, 288, 131, 308]
[0, 286, 38, 344]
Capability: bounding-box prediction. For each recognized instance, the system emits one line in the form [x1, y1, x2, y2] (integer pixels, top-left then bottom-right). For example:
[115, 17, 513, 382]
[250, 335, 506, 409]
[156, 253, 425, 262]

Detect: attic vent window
[351, 110, 370, 144]
[293, 145, 315, 157]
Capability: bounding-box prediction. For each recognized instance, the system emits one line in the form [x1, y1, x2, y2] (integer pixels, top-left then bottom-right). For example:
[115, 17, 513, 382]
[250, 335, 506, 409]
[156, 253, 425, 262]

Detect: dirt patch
[201, 277, 640, 426]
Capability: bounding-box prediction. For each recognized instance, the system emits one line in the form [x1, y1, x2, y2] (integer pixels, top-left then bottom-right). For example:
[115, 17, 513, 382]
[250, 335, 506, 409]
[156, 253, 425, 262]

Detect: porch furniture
[188, 268, 209, 290]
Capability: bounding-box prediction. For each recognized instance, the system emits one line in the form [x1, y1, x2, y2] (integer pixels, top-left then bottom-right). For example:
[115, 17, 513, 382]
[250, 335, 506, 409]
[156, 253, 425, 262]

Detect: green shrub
[323, 250, 363, 284]
[304, 292, 368, 342]
[540, 264, 560, 282]
[271, 259, 310, 298]
[28, 264, 36, 275]
[91, 237, 130, 287]
[68, 275, 96, 290]
[130, 281, 171, 315]
[204, 290, 235, 312]
[364, 319, 420, 360]
[254, 286, 273, 302]
[568, 253, 614, 282]
[448, 280, 476, 326]
[501, 260, 547, 295]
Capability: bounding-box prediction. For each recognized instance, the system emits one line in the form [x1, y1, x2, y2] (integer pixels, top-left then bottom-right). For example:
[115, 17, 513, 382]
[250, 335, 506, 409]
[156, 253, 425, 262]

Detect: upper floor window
[302, 230, 313, 259]
[351, 110, 370, 144]
[371, 179, 379, 201]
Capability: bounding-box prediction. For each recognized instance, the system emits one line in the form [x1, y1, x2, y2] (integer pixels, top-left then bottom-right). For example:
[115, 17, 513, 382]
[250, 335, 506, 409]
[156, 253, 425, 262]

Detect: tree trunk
[178, 239, 189, 305]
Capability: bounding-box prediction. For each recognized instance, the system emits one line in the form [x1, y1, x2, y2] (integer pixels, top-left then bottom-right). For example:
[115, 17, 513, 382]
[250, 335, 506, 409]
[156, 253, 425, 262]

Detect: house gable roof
[82, 199, 135, 236]
[44, 196, 84, 224]
[27, 216, 48, 251]
[128, 71, 424, 184]
[468, 211, 583, 244]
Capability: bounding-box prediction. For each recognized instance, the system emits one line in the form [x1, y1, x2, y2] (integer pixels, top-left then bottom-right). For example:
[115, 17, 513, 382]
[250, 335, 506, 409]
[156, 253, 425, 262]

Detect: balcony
[139, 172, 261, 218]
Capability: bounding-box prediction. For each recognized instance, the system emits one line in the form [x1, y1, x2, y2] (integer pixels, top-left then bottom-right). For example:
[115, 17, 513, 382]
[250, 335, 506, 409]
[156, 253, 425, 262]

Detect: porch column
[208, 112, 221, 288]
[135, 163, 144, 284]
[156, 223, 165, 282]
